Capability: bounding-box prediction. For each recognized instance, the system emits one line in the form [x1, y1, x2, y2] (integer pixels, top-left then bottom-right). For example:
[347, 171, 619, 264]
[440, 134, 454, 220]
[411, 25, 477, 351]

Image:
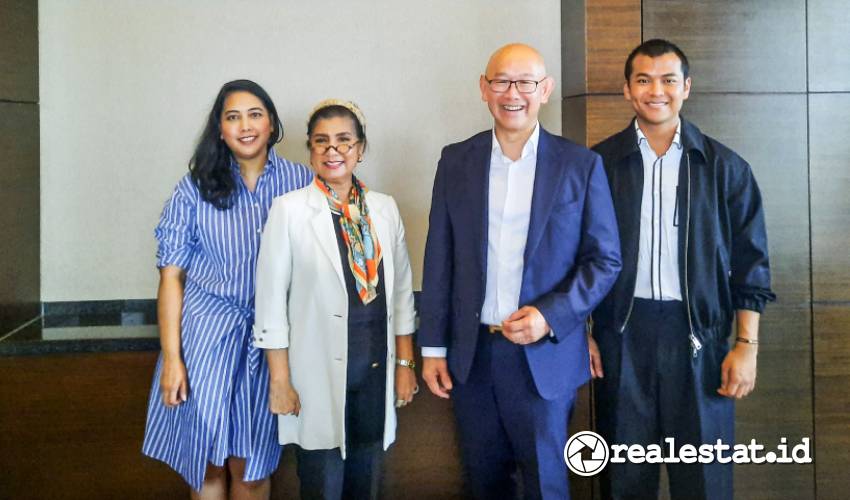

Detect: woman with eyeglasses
[253, 99, 416, 499]
[142, 80, 312, 498]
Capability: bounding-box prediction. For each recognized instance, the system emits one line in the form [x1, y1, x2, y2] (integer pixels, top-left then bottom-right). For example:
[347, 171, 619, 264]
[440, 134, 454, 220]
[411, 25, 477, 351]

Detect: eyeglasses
[310, 140, 361, 155]
[484, 77, 546, 94]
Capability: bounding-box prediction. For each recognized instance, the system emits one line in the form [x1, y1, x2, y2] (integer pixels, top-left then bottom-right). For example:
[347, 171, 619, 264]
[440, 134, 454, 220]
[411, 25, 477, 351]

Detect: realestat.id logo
[564, 431, 610, 476]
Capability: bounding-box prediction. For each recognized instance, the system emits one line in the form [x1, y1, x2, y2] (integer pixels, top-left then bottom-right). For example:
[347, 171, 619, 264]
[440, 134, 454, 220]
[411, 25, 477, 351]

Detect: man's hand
[422, 357, 453, 399]
[502, 306, 550, 345]
[717, 343, 757, 399]
[588, 335, 604, 379]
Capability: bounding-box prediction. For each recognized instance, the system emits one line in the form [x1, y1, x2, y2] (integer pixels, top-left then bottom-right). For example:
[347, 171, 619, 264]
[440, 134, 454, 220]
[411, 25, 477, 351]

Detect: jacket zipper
[683, 153, 701, 357]
[620, 296, 635, 333]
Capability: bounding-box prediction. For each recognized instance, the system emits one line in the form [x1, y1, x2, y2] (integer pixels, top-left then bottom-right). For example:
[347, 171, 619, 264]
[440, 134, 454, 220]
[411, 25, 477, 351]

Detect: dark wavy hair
[189, 80, 284, 209]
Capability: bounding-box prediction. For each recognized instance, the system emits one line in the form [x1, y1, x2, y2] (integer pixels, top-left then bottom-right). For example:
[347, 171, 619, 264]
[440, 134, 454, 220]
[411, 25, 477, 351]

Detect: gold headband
[310, 98, 366, 130]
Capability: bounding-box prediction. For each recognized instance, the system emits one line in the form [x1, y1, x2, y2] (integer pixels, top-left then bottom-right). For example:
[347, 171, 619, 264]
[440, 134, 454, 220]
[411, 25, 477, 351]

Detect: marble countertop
[0, 321, 160, 356]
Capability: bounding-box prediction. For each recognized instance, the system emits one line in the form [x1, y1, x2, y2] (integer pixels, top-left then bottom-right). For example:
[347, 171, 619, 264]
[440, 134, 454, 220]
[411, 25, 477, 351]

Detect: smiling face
[624, 52, 691, 130]
[480, 44, 553, 137]
[219, 91, 273, 165]
[309, 115, 363, 195]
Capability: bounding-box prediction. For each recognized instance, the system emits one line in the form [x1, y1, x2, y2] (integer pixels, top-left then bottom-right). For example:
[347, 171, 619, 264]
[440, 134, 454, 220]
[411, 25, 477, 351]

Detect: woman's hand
[160, 354, 189, 407]
[269, 379, 301, 416]
[395, 365, 418, 408]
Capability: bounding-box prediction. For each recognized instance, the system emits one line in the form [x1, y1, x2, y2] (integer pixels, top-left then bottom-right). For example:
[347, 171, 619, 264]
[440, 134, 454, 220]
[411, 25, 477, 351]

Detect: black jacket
[591, 118, 775, 351]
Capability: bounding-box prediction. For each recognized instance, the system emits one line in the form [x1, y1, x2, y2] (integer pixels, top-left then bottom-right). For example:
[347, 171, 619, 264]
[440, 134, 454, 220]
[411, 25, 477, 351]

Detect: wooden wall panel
[682, 94, 813, 499]
[810, 94, 850, 301]
[643, 0, 807, 93]
[809, 93, 850, 499]
[586, 0, 641, 93]
[0, 0, 38, 102]
[812, 306, 850, 499]
[0, 102, 40, 335]
[0, 352, 189, 498]
[808, 0, 850, 92]
[562, 95, 633, 148]
[0, 351, 471, 499]
[586, 95, 633, 147]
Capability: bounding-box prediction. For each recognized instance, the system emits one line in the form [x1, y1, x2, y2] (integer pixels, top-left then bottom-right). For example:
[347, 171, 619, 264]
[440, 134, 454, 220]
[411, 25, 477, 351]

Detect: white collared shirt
[480, 123, 539, 324]
[421, 123, 540, 358]
[634, 120, 683, 301]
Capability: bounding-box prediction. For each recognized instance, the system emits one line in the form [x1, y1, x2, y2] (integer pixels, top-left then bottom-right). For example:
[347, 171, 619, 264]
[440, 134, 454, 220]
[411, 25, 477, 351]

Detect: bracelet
[396, 359, 416, 369]
[735, 337, 759, 345]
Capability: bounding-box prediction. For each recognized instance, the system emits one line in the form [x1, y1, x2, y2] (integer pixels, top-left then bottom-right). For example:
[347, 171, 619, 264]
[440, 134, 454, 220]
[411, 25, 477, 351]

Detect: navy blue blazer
[418, 127, 622, 399]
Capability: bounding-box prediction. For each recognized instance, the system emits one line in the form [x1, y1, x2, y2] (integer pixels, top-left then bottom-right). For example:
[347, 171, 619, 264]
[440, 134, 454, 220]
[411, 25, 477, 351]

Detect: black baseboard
[42, 299, 157, 328]
[40, 292, 420, 328]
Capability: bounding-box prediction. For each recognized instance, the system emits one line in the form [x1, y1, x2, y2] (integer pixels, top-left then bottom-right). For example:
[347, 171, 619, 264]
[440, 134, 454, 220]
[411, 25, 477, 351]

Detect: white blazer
[253, 182, 416, 456]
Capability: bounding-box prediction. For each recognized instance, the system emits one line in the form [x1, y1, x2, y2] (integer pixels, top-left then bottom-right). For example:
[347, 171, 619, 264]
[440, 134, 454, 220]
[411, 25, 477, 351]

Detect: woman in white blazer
[253, 99, 417, 499]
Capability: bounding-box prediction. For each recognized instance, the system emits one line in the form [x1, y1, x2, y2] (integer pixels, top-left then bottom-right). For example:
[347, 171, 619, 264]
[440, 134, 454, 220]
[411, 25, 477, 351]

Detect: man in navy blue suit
[418, 43, 622, 499]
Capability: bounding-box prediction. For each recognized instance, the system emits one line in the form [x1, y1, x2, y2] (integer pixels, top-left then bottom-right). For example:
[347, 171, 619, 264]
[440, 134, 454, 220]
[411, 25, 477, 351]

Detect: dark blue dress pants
[452, 326, 576, 500]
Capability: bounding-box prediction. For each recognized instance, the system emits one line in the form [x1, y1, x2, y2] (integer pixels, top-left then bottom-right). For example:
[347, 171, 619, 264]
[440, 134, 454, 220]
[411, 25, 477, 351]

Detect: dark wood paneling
[0, 347, 601, 498]
[379, 382, 467, 499]
[569, 384, 594, 500]
[682, 94, 813, 499]
[0, 102, 39, 335]
[643, 0, 807, 93]
[560, 0, 640, 97]
[808, 1, 850, 91]
[587, 94, 633, 147]
[0, 0, 38, 102]
[812, 305, 850, 499]
[809, 93, 850, 499]
[586, 0, 641, 93]
[0, 352, 189, 498]
[809, 93, 850, 302]
[0, 351, 468, 499]
[563, 95, 633, 148]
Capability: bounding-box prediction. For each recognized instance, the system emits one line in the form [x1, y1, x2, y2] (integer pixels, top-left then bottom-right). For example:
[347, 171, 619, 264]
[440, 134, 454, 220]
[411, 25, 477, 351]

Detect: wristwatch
[396, 359, 416, 369]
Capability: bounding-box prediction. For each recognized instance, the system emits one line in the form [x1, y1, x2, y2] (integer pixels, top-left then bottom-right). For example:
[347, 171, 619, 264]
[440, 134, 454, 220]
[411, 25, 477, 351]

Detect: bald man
[418, 44, 622, 499]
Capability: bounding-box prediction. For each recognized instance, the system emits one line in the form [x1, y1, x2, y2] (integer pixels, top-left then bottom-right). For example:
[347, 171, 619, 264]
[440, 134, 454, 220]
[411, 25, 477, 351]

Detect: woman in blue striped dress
[142, 79, 312, 498]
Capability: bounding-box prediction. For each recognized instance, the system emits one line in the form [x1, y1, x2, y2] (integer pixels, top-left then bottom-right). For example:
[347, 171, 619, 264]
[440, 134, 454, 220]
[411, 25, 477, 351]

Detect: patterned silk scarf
[314, 176, 383, 304]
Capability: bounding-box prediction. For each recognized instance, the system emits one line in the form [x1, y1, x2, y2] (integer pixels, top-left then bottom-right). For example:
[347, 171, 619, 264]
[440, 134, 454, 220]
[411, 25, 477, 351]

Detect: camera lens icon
[564, 431, 610, 476]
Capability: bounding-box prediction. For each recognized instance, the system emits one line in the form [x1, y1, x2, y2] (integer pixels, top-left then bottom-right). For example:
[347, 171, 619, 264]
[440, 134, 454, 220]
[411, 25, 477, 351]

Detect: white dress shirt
[422, 123, 539, 358]
[634, 120, 683, 301]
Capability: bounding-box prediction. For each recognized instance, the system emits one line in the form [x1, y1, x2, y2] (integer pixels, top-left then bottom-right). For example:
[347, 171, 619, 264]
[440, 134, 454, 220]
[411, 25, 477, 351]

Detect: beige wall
[39, 0, 562, 301]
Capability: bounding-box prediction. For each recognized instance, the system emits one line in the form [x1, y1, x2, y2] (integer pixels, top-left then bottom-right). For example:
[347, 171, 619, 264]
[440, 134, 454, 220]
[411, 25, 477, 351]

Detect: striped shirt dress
[142, 149, 312, 491]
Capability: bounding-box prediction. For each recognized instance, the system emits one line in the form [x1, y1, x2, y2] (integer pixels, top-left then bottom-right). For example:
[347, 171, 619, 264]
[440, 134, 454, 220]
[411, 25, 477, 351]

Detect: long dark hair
[189, 80, 284, 209]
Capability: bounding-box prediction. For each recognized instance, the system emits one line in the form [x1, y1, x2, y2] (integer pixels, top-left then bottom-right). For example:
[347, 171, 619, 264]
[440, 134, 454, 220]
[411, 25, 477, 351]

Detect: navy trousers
[594, 299, 734, 500]
[295, 442, 383, 500]
[452, 326, 576, 500]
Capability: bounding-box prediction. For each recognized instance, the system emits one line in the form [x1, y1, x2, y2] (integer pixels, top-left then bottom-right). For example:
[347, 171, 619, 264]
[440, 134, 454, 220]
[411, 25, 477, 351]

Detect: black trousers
[594, 299, 734, 500]
[295, 442, 383, 500]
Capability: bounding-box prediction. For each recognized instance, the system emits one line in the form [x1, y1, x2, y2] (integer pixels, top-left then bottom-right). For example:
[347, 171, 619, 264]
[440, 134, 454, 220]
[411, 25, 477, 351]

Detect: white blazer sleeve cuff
[252, 326, 289, 349]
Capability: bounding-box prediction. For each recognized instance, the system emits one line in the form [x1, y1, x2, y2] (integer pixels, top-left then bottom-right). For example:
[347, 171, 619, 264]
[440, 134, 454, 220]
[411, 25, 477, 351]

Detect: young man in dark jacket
[590, 39, 776, 500]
